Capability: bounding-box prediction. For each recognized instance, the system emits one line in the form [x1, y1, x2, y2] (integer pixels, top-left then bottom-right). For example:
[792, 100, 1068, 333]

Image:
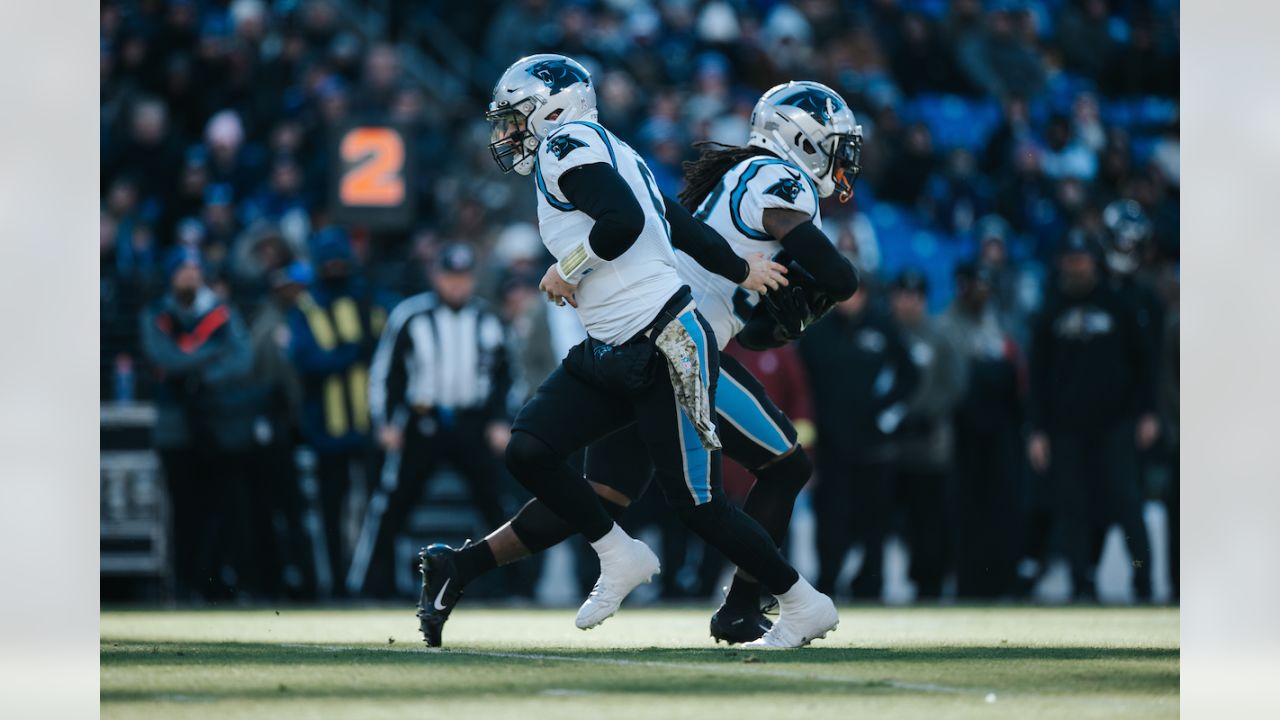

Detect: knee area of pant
[756, 445, 813, 491]
[675, 496, 731, 528]
[504, 430, 558, 476]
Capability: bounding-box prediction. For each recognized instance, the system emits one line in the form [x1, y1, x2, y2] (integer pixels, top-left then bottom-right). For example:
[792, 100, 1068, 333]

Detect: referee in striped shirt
[353, 243, 518, 597]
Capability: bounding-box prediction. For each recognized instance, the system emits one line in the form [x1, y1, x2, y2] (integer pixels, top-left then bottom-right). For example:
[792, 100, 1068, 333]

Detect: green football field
[101, 605, 1178, 719]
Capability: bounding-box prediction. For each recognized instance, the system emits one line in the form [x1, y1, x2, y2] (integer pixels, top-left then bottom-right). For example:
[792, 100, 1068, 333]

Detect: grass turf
[101, 605, 1178, 719]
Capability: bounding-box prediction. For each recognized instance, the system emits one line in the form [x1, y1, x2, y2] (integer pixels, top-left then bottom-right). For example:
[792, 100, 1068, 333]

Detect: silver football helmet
[748, 81, 863, 202]
[486, 54, 597, 175]
[1101, 199, 1152, 275]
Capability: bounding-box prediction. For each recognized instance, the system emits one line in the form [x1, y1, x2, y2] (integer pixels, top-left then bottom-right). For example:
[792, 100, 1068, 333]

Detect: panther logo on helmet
[748, 81, 861, 202]
[527, 59, 591, 94]
[776, 88, 844, 126]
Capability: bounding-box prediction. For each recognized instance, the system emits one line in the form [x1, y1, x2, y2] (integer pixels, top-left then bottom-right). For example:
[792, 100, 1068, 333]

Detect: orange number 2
[340, 127, 405, 207]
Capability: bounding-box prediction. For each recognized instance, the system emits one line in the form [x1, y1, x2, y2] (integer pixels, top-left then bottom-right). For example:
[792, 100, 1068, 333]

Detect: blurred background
[99, 0, 1179, 607]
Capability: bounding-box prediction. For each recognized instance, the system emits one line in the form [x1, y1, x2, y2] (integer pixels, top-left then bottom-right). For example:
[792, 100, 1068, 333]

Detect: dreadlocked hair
[678, 141, 777, 212]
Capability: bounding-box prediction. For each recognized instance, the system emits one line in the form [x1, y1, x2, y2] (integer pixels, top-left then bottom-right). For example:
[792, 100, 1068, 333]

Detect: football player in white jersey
[417, 54, 838, 648]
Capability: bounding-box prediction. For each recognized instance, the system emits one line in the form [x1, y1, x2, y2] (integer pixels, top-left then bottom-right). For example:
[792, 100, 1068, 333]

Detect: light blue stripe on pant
[716, 370, 792, 457]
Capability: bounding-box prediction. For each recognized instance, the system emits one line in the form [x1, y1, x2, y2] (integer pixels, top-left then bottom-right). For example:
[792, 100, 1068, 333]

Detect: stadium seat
[904, 95, 1002, 152]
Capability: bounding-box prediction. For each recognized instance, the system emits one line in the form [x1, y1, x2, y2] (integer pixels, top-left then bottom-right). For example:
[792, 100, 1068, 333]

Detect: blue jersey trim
[732, 155, 819, 239]
[534, 155, 575, 212]
[728, 157, 817, 241]
[694, 177, 728, 221]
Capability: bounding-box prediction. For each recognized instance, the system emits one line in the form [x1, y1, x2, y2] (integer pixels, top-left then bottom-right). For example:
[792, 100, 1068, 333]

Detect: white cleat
[743, 577, 838, 649]
[575, 536, 660, 630]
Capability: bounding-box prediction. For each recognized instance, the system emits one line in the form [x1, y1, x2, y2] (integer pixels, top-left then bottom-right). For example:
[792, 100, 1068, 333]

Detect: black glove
[760, 285, 810, 341]
[759, 261, 839, 341]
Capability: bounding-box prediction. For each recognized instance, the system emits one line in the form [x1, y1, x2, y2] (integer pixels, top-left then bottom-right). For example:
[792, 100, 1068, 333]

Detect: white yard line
[280, 643, 986, 697]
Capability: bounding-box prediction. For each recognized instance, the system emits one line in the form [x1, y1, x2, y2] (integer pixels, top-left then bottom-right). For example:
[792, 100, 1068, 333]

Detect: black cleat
[710, 603, 774, 645]
[416, 542, 467, 647]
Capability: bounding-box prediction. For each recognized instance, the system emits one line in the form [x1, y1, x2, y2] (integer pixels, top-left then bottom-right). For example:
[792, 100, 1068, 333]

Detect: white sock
[776, 575, 816, 604]
[589, 523, 630, 558]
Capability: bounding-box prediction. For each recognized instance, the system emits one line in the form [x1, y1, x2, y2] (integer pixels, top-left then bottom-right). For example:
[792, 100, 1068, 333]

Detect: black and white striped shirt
[368, 292, 519, 428]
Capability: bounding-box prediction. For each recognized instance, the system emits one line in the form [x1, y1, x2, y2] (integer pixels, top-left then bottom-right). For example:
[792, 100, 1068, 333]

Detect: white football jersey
[534, 120, 683, 345]
[676, 155, 824, 350]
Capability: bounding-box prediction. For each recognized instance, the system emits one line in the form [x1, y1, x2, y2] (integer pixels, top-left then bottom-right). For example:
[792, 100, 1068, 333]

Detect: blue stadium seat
[904, 95, 1002, 152]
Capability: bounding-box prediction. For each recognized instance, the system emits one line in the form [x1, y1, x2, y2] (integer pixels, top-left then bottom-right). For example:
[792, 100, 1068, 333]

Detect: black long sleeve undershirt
[662, 194, 750, 283]
[559, 163, 646, 261]
[559, 164, 751, 285]
[779, 221, 859, 300]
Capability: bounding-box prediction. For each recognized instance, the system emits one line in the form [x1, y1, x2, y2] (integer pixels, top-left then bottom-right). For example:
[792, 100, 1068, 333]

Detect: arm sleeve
[537, 124, 637, 282]
[558, 162, 646, 262]
[778, 221, 859, 300]
[663, 193, 748, 283]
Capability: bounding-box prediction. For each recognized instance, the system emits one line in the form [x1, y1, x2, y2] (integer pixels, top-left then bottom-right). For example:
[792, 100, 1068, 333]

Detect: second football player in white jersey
[583, 81, 864, 644]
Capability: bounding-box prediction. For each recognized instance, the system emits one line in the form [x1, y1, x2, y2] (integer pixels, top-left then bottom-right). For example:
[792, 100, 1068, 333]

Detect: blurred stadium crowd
[100, 0, 1179, 604]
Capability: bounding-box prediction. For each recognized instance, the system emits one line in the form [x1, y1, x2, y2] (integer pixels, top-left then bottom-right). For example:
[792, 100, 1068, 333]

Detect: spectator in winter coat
[140, 247, 257, 602]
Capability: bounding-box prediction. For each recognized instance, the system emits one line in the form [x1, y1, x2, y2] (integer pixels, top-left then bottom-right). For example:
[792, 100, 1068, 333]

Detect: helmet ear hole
[545, 108, 563, 122]
[802, 140, 816, 154]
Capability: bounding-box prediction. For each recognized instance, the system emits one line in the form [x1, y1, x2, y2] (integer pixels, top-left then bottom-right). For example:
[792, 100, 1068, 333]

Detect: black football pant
[505, 304, 800, 594]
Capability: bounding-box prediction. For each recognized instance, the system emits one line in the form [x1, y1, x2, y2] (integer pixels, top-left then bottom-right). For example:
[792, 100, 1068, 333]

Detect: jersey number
[634, 160, 672, 243]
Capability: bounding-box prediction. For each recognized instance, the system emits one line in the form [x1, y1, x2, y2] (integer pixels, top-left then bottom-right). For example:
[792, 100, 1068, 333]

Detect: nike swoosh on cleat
[433, 579, 451, 611]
